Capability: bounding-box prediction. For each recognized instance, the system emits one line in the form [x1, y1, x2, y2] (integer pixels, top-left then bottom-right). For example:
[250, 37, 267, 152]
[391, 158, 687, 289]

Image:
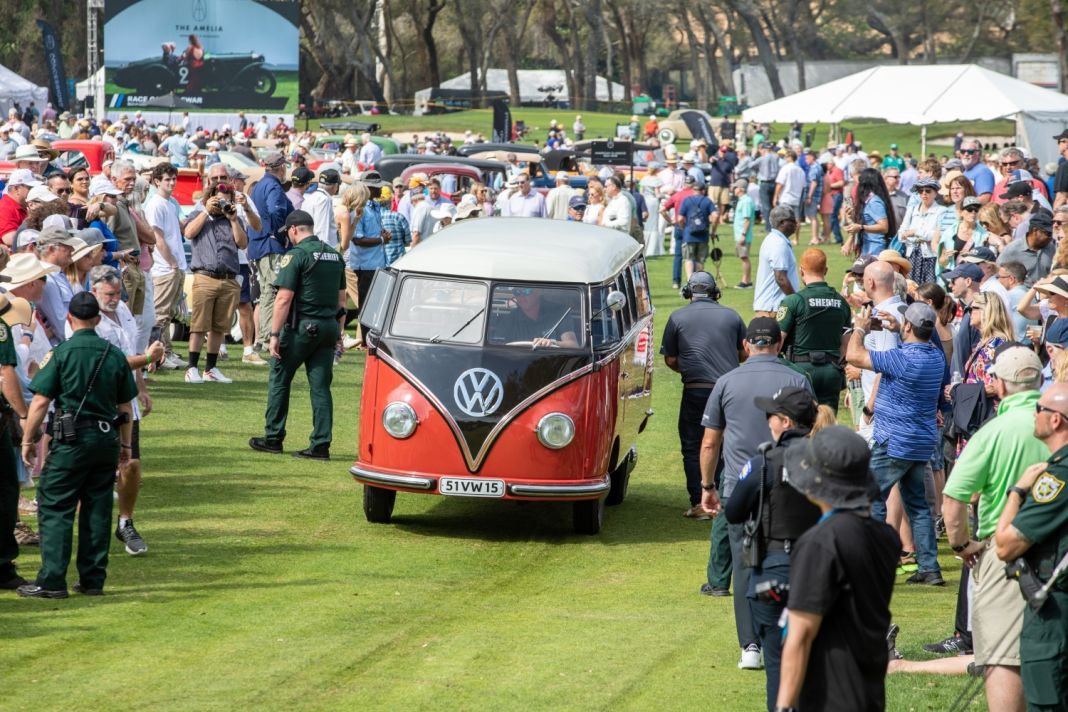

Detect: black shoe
[249, 437, 283, 454]
[293, 445, 330, 461]
[0, 574, 28, 590]
[16, 584, 68, 599]
[699, 583, 731, 597]
[735, 282, 753, 289]
[115, 520, 147, 556]
[922, 634, 972, 655]
[72, 582, 104, 596]
[906, 570, 945, 586]
[886, 623, 903, 660]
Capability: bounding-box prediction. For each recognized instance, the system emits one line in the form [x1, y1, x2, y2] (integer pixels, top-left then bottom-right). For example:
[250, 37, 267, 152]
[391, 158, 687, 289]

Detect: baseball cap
[753, 386, 818, 425]
[283, 210, 314, 228]
[746, 317, 781, 346]
[37, 225, 79, 247]
[89, 175, 122, 198]
[961, 246, 997, 264]
[67, 291, 100, 320]
[568, 195, 587, 211]
[987, 344, 1043, 383]
[904, 302, 937, 337]
[1030, 210, 1054, 235]
[999, 181, 1032, 200]
[732, 178, 749, 192]
[1045, 319, 1068, 346]
[1054, 129, 1068, 142]
[262, 151, 286, 169]
[6, 169, 41, 188]
[684, 174, 697, 186]
[942, 263, 984, 283]
[889, 143, 899, 149]
[847, 254, 876, 276]
[26, 185, 59, 203]
[961, 196, 982, 211]
[318, 169, 340, 186]
[686, 271, 717, 296]
[290, 166, 314, 186]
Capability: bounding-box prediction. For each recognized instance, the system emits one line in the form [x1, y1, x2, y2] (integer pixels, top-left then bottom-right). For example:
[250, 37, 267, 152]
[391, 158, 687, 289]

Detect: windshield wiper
[542, 307, 572, 340]
[430, 307, 486, 343]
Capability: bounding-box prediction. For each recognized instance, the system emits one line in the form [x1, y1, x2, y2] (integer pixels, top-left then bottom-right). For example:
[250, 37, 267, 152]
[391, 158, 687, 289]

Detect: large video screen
[104, 0, 299, 113]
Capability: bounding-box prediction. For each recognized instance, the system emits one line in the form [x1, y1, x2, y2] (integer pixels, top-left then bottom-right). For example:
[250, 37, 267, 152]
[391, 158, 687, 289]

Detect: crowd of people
[2, 99, 1068, 708]
[660, 120, 1068, 709]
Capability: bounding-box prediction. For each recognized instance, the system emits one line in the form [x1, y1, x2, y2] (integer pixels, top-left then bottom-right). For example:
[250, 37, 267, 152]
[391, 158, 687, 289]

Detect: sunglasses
[1037, 403, 1068, 417]
[1000, 160, 1021, 167]
[919, 188, 936, 194]
[960, 149, 979, 155]
[54, 188, 72, 195]
[514, 287, 535, 296]
[963, 206, 980, 213]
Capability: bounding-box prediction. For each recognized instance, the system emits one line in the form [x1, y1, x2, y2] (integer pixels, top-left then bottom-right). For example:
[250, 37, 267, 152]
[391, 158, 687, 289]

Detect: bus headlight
[536, 413, 575, 449]
[383, 402, 418, 439]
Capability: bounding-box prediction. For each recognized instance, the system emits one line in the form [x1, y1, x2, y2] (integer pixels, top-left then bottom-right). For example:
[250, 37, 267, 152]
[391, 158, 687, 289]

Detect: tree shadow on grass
[386, 484, 711, 545]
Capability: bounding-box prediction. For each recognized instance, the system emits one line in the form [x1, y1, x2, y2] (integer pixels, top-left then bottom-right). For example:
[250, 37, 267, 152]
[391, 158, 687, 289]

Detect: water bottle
[952, 370, 963, 385]
[848, 378, 865, 428]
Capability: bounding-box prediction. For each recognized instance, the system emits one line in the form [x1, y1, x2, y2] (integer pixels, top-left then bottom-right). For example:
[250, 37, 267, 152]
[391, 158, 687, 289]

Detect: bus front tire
[363, 485, 396, 523]
[572, 497, 605, 535]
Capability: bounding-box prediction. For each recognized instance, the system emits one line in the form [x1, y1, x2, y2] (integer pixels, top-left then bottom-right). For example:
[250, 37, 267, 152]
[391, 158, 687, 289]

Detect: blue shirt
[89, 218, 122, 269]
[678, 195, 716, 243]
[349, 200, 388, 270]
[870, 342, 945, 461]
[686, 166, 706, 189]
[753, 230, 800, 312]
[964, 163, 996, 197]
[805, 162, 824, 205]
[247, 173, 293, 260]
[381, 209, 412, 265]
[861, 195, 889, 255]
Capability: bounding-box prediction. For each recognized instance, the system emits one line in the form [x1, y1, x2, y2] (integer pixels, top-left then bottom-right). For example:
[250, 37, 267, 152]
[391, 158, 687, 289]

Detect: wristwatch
[951, 540, 972, 554]
[1008, 485, 1029, 501]
[270, 331, 281, 338]
[701, 482, 716, 492]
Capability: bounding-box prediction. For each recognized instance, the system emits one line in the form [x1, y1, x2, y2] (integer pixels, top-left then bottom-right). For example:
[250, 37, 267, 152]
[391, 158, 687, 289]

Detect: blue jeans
[748, 549, 792, 712]
[870, 442, 941, 575]
[678, 388, 713, 505]
[672, 227, 683, 285]
[759, 182, 776, 233]
[830, 193, 843, 243]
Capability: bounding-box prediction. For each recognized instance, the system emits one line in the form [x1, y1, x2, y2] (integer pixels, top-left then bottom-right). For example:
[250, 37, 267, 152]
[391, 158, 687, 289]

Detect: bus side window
[616, 274, 633, 332]
[630, 260, 652, 317]
[591, 286, 621, 347]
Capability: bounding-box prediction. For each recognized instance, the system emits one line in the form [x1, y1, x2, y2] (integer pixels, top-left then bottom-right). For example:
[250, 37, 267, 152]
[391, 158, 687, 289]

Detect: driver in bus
[493, 287, 579, 348]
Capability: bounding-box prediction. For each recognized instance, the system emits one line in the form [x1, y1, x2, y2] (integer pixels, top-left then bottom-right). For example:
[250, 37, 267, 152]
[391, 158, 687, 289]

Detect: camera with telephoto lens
[755, 579, 789, 604]
[54, 411, 77, 444]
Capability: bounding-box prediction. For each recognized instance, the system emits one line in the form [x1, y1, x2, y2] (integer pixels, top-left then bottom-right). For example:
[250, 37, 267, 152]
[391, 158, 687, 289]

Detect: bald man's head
[1035, 382, 1068, 442]
[863, 260, 896, 299]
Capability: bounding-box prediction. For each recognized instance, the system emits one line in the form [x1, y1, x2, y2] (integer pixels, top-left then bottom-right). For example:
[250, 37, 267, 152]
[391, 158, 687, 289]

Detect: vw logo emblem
[453, 368, 504, 417]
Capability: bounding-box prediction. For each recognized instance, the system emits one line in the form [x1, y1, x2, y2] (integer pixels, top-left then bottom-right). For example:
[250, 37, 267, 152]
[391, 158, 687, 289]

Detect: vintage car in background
[351, 218, 654, 534]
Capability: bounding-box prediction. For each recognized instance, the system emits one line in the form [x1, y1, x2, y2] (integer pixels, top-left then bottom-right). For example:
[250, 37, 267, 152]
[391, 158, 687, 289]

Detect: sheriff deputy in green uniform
[0, 291, 32, 591]
[17, 292, 137, 598]
[249, 209, 346, 461]
[996, 381, 1068, 712]
[777, 248, 851, 412]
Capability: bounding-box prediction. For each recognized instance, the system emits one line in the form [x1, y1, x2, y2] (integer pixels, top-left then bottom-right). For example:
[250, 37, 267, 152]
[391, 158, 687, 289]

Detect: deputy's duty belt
[683, 382, 716, 389]
[767, 538, 793, 552]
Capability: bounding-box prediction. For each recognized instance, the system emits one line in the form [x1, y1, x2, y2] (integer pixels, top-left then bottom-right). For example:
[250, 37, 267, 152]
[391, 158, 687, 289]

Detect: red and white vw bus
[351, 218, 655, 534]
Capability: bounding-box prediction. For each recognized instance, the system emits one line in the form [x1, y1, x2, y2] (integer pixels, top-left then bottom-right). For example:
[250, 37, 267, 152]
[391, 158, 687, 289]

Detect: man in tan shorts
[181, 181, 247, 384]
[942, 346, 1047, 711]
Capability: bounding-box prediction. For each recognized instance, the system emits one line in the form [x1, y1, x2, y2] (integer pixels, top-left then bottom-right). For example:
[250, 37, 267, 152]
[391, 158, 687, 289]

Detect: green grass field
[314, 107, 1013, 160]
[0, 229, 984, 710]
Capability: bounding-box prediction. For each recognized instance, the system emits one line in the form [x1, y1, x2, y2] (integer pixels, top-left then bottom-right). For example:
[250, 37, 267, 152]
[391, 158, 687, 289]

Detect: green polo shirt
[944, 390, 1048, 539]
[777, 282, 851, 356]
[29, 328, 138, 420]
[273, 237, 346, 320]
[0, 319, 15, 368]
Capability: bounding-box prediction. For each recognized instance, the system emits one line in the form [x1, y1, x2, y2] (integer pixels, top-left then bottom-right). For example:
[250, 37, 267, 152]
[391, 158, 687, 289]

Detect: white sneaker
[218, 345, 229, 360]
[204, 367, 233, 384]
[184, 367, 204, 384]
[159, 353, 180, 370]
[738, 644, 763, 670]
[342, 335, 360, 350]
[167, 353, 189, 369]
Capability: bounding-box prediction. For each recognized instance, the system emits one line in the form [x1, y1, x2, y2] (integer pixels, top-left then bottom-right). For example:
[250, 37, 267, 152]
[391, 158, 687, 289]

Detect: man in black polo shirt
[661, 272, 746, 519]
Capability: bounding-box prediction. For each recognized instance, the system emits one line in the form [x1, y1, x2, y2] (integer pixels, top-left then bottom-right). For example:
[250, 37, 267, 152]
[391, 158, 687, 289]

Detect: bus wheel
[572, 497, 605, 535]
[363, 485, 396, 523]
[606, 448, 636, 506]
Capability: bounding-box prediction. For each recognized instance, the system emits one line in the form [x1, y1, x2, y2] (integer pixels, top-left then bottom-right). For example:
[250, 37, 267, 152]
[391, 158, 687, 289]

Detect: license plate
[439, 477, 506, 498]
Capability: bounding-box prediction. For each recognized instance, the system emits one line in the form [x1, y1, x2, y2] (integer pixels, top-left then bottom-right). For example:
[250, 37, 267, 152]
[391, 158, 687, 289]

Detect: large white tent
[0, 64, 48, 118]
[414, 69, 625, 114]
[741, 64, 1068, 168]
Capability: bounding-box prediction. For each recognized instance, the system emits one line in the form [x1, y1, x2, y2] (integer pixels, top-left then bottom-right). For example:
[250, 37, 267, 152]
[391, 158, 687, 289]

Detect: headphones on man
[682, 271, 721, 301]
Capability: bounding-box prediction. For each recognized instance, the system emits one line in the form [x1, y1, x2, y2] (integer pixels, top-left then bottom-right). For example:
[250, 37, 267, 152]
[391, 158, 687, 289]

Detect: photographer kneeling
[724, 387, 833, 712]
[182, 182, 247, 384]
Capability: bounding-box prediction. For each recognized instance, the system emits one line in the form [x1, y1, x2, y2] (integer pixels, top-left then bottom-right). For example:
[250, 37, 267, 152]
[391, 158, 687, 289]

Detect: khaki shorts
[344, 267, 360, 308]
[190, 273, 240, 334]
[708, 185, 730, 208]
[735, 241, 750, 259]
[682, 241, 708, 263]
[972, 538, 1025, 666]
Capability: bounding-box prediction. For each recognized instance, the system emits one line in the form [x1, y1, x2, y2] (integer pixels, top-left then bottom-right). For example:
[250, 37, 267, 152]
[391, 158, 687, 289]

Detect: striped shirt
[381, 210, 412, 265]
[869, 342, 946, 461]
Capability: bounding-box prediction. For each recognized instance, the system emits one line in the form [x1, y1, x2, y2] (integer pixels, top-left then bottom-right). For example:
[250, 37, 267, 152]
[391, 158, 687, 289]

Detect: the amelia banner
[103, 0, 299, 113]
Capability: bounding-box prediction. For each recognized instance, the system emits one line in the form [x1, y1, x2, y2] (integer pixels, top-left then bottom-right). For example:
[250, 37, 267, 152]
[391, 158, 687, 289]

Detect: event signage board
[104, 0, 299, 113]
[589, 140, 634, 166]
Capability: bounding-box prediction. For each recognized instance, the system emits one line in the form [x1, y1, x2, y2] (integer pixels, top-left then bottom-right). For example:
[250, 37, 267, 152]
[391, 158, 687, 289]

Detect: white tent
[414, 69, 625, 114]
[741, 64, 1068, 168]
[0, 64, 49, 119]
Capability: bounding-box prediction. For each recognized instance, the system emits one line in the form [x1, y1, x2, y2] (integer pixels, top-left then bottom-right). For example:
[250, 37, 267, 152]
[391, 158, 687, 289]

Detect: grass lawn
[314, 107, 1013, 160]
[1, 227, 983, 709]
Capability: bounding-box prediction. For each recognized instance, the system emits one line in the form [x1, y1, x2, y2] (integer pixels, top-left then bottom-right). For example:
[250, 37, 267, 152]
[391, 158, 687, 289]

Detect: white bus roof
[390, 217, 642, 284]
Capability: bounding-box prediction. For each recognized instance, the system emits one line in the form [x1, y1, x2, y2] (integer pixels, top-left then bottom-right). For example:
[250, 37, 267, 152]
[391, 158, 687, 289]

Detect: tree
[493, 0, 535, 104]
[723, 0, 785, 98]
[404, 0, 447, 88]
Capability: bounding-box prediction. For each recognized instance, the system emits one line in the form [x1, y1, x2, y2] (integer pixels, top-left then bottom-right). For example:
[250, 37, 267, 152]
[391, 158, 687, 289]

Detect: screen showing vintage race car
[104, 0, 299, 112]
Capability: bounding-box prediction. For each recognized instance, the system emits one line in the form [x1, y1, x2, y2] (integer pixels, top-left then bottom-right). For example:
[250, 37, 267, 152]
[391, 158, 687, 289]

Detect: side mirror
[606, 290, 627, 313]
